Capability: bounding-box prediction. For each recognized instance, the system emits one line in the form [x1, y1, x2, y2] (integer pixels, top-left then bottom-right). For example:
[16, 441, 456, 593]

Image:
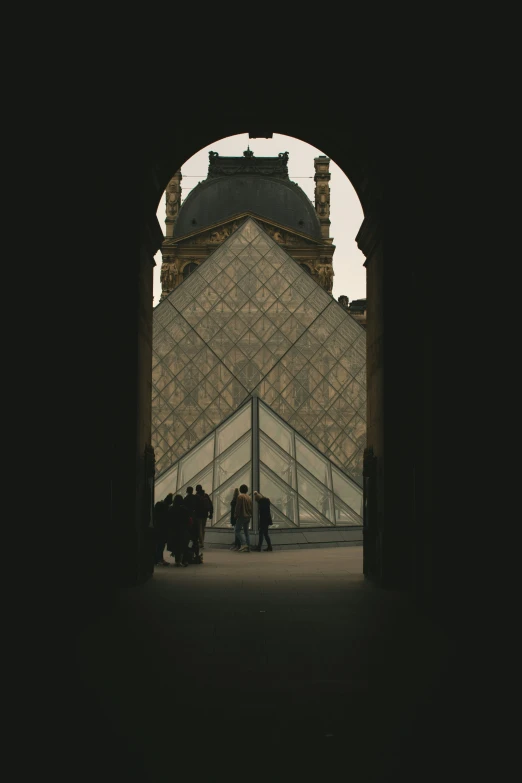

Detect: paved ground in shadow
[68, 547, 487, 782]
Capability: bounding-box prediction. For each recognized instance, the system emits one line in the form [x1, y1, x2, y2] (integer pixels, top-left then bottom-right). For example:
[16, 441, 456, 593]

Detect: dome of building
[173, 150, 322, 240]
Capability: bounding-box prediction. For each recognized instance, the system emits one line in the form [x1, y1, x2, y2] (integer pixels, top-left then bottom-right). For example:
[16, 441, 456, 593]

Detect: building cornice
[164, 212, 326, 247]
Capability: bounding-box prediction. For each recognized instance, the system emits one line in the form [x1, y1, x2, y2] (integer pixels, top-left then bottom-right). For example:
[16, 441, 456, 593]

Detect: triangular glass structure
[154, 396, 362, 529]
[152, 217, 366, 489]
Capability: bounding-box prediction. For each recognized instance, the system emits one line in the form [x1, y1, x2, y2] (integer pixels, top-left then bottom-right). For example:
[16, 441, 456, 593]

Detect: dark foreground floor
[64, 547, 495, 782]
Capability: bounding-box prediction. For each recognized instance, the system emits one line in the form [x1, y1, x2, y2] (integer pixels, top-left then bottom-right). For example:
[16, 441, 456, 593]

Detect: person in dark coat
[167, 494, 191, 567]
[194, 484, 213, 554]
[230, 488, 241, 551]
[154, 493, 173, 565]
[253, 491, 273, 551]
[183, 486, 200, 564]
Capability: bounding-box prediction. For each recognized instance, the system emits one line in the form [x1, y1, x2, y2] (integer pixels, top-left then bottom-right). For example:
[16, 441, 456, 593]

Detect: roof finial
[243, 145, 254, 158]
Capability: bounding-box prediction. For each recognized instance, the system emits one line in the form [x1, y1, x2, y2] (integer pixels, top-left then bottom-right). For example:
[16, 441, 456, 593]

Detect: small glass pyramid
[155, 396, 363, 529]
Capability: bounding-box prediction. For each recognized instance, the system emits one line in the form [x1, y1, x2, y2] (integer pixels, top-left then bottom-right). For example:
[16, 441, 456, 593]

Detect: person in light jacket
[234, 484, 252, 553]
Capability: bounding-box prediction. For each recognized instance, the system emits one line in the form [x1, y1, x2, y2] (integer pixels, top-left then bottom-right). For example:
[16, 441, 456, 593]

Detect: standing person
[253, 491, 273, 551]
[234, 484, 252, 553]
[230, 488, 241, 551]
[154, 493, 173, 566]
[167, 494, 191, 567]
[183, 486, 200, 565]
[194, 484, 213, 556]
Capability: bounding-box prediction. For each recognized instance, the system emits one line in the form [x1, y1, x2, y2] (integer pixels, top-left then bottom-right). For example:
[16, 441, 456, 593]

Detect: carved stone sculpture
[161, 261, 176, 293]
[166, 171, 182, 220]
[318, 264, 334, 293]
[209, 224, 236, 243]
[167, 190, 180, 217]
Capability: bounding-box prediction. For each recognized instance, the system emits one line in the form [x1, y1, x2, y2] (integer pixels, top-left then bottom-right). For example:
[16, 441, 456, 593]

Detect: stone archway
[73, 109, 437, 627]
[139, 128, 388, 585]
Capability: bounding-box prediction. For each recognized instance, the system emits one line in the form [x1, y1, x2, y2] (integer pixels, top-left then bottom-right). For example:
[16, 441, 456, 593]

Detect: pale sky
[153, 133, 367, 307]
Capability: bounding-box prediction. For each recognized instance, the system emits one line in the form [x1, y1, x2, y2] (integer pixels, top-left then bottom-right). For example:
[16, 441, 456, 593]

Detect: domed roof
[174, 150, 322, 241]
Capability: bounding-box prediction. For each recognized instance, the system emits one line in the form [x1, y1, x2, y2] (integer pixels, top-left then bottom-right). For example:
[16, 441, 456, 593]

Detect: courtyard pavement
[70, 546, 486, 782]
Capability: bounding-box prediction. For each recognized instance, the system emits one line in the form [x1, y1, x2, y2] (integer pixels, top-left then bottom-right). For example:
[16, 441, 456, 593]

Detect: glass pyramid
[152, 217, 366, 489]
[154, 396, 363, 529]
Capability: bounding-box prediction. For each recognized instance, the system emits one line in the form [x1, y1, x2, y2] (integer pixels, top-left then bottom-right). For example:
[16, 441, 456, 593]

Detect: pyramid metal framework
[152, 218, 366, 524]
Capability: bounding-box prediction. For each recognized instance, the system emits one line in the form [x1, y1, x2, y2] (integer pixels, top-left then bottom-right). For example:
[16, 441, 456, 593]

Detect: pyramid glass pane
[152, 218, 367, 489]
[259, 404, 294, 456]
[214, 432, 251, 489]
[333, 496, 363, 526]
[155, 463, 178, 503]
[296, 465, 334, 522]
[295, 435, 331, 489]
[259, 432, 296, 488]
[259, 465, 298, 527]
[213, 464, 252, 527]
[178, 433, 214, 488]
[297, 496, 333, 527]
[216, 403, 251, 455]
[178, 462, 214, 499]
[331, 465, 363, 516]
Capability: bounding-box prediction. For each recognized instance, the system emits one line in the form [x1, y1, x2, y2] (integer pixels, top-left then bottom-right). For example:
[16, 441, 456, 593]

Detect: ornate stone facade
[165, 170, 182, 238]
[314, 155, 332, 239]
[159, 151, 336, 302]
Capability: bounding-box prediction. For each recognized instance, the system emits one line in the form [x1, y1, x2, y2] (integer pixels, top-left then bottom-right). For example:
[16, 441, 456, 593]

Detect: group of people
[229, 485, 273, 553]
[153, 484, 213, 567]
[153, 483, 274, 566]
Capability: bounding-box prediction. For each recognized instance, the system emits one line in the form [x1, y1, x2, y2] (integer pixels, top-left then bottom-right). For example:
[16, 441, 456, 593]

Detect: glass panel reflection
[210, 273, 235, 297]
[251, 314, 277, 341]
[259, 432, 296, 488]
[220, 379, 248, 409]
[223, 257, 249, 282]
[155, 330, 175, 359]
[177, 433, 214, 488]
[347, 449, 364, 483]
[269, 506, 294, 529]
[212, 465, 252, 527]
[215, 432, 251, 489]
[333, 495, 363, 526]
[297, 496, 332, 527]
[296, 465, 333, 521]
[213, 515, 235, 528]
[238, 272, 263, 298]
[260, 465, 297, 525]
[181, 300, 207, 327]
[238, 245, 263, 269]
[155, 463, 178, 502]
[178, 462, 213, 499]
[305, 285, 331, 313]
[293, 300, 320, 328]
[167, 286, 193, 313]
[331, 465, 363, 515]
[209, 300, 234, 329]
[295, 435, 331, 488]
[152, 362, 174, 393]
[259, 402, 294, 456]
[278, 287, 305, 313]
[216, 400, 252, 455]
[206, 395, 234, 426]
